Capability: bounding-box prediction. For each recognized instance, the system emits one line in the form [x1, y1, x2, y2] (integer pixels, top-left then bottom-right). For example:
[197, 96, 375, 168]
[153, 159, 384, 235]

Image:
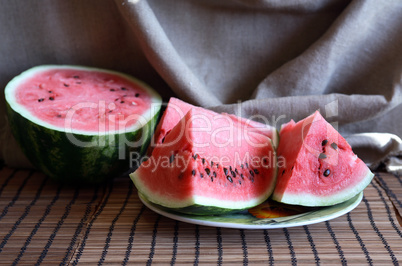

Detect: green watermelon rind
[272, 128, 280, 149]
[7, 104, 159, 184]
[272, 169, 374, 207]
[5, 65, 162, 184]
[138, 193, 247, 216]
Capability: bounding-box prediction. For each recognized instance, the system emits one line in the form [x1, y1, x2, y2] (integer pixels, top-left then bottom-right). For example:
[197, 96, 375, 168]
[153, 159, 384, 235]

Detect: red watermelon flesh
[15, 67, 154, 134]
[272, 111, 374, 206]
[148, 97, 278, 155]
[131, 107, 277, 214]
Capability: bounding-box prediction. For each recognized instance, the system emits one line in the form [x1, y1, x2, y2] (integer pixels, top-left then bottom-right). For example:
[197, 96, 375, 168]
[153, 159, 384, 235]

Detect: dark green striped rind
[139, 193, 246, 216]
[6, 102, 160, 185]
[158, 204, 246, 216]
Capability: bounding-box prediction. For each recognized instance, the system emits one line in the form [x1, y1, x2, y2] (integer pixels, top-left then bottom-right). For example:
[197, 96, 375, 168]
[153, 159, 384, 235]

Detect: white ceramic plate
[139, 192, 363, 229]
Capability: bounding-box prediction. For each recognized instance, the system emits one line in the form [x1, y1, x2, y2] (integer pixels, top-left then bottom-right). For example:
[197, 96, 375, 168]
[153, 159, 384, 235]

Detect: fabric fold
[346, 133, 402, 175]
[116, 0, 222, 107]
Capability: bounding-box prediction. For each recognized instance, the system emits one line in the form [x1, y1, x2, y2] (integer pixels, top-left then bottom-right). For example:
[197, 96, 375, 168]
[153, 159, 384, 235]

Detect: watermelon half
[272, 111, 374, 206]
[130, 104, 278, 215]
[5, 65, 161, 184]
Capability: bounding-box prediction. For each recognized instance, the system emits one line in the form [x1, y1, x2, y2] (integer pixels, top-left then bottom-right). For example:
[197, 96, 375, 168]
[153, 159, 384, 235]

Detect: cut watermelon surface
[148, 97, 279, 155]
[8, 65, 158, 134]
[5, 65, 161, 184]
[131, 106, 277, 214]
[272, 111, 374, 206]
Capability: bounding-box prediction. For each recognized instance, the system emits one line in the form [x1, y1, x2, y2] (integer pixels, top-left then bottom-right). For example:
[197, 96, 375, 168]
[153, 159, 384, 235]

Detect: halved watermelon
[147, 97, 279, 155]
[130, 106, 278, 215]
[272, 111, 374, 206]
[5, 65, 161, 184]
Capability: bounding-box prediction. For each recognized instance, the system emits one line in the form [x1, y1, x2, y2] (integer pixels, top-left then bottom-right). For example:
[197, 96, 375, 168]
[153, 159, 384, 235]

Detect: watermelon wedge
[5, 65, 161, 184]
[148, 97, 279, 155]
[272, 111, 374, 206]
[130, 106, 278, 215]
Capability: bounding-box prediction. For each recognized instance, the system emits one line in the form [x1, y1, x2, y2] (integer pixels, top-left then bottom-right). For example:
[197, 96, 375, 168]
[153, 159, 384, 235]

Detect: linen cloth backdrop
[0, 0, 401, 172]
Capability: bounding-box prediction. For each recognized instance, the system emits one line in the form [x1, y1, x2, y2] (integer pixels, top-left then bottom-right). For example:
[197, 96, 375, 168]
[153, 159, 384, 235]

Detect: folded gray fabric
[346, 133, 402, 174]
[0, 0, 401, 173]
[117, 0, 402, 172]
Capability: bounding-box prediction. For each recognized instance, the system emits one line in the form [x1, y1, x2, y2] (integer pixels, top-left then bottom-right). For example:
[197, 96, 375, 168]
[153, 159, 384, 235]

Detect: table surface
[0, 166, 400, 265]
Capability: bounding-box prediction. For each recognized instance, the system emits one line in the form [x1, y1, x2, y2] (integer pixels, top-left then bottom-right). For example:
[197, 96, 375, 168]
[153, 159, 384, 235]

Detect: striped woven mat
[0, 166, 400, 265]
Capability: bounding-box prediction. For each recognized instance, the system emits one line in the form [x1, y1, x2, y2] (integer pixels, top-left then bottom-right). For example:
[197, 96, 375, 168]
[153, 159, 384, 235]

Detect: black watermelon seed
[211, 161, 214, 167]
[322, 139, 328, 146]
[238, 180, 242, 185]
[235, 168, 239, 174]
[211, 177, 214, 182]
[226, 176, 233, 183]
[216, 163, 219, 168]
[241, 164, 244, 169]
[193, 154, 198, 160]
[282, 169, 285, 175]
[205, 168, 211, 175]
[254, 169, 259, 175]
[240, 174, 244, 179]
[249, 170, 254, 177]
[331, 142, 338, 150]
[231, 171, 236, 178]
[192, 170, 196, 176]
[161, 136, 165, 143]
[201, 158, 205, 164]
[121, 87, 127, 90]
[200, 173, 204, 178]
[120, 101, 125, 104]
[56, 114, 62, 118]
[38, 98, 44, 102]
[64, 83, 69, 87]
[73, 75, 79, 79]
[324, 169, 331, 177]
[110, 89, 115, 91]
[48, 90, 52, 93]
[135, 93, 140, 97]
[250, 177, 254, 183]
[229, 166, 233, 171]
[115, 98, 119, 101]
[49, 97, 54, 101]
[245, 163, 249, 168]
[223, 168, 228, 175]
[213, 172, 217, 178]
[169, 154, 175, 163]
[319, 153, 327, 159]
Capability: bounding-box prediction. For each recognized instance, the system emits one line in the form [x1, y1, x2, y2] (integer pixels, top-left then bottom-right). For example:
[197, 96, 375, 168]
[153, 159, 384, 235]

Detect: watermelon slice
[130, 106, 278, 215]
[272, 111, 374, 206]
[148, 97, 279, 155]
[5, 65, 161, 184]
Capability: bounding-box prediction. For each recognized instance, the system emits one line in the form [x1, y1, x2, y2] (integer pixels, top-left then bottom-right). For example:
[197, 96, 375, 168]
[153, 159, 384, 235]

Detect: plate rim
[139, 192, 363, 229]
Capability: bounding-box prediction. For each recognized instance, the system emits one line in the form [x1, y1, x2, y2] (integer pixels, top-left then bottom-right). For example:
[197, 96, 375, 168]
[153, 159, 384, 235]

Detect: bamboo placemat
[0, 166, 400, 265]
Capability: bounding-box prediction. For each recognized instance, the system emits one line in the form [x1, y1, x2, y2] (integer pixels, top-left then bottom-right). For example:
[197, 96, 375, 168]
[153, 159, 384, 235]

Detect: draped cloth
[0, 0, 401, 173]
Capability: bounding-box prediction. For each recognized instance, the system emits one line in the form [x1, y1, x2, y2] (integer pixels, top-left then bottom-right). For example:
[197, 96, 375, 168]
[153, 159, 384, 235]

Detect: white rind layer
[273, 169, 374, 207]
